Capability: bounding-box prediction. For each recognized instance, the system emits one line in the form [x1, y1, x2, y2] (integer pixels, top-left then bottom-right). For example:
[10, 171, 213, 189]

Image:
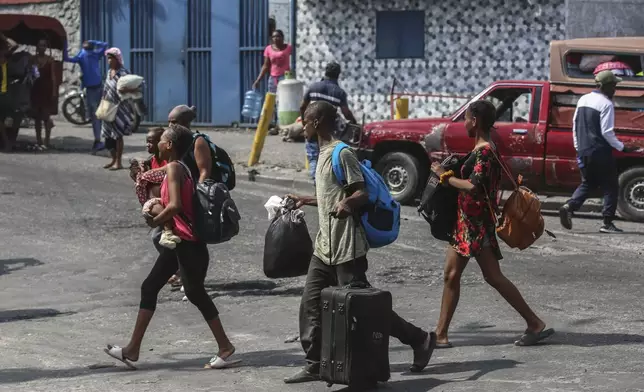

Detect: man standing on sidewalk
[559, 71, 639, 233]
[63, 39, 109, 152]
[300, 62, 357, 183]
[284, 101, 435, 384]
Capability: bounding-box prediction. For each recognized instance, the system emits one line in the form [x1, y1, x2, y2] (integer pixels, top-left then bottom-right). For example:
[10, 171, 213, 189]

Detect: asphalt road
[1, 147, 644, 392]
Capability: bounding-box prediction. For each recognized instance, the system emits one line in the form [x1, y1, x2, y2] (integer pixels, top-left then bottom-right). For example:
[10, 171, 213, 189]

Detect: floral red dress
[450, 144, 503, 260]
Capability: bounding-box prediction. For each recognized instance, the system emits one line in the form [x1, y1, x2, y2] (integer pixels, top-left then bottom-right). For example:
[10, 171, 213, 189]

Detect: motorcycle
[61, 88, 90, 125]
[62, 87, 145, 132]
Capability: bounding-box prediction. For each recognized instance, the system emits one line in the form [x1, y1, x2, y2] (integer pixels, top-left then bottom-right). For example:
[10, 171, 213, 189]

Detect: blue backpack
[331, 142, 401, 248]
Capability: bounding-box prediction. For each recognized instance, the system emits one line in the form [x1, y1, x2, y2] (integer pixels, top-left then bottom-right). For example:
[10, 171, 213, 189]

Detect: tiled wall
[296, 0, 566, 122]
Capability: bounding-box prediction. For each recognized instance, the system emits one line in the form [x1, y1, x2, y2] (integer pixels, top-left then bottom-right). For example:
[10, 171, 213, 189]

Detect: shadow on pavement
[0, 308, 75, 323]
[442, 329, 644, 348]
[13, 135, 148, 155]
[329, 359, 521, 391]
[391, 359, 521, 378]
[160, 347, 303, 369]
[204, 279, 304, 298]
[0, 348, 303, 384]
[0, 258, 43, 276]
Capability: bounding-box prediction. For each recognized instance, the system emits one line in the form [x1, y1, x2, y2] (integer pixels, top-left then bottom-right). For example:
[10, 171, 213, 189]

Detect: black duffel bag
[263, 203, 313, 279]
[418, 154, 467, 242]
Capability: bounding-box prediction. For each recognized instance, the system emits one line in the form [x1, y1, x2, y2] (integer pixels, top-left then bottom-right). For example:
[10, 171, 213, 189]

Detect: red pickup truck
[356, 38, 644, 222]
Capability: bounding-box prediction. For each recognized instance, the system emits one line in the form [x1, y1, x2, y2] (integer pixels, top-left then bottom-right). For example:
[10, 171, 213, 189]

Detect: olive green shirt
[313, 140, 369, 265]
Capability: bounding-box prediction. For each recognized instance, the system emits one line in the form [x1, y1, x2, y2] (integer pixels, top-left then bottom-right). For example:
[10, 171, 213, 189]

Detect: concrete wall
[1, 0, 82, 93]
[269, 0, 291, 41]
[296, 0, 567, 121]
[566, 0, 644, 38]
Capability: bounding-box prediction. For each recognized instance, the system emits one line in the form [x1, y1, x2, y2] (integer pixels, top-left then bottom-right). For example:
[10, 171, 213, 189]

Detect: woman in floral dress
[431, 100, 554, 348]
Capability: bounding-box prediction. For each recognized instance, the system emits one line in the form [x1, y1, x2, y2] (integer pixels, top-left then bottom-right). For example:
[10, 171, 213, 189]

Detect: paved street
[1, 127, 644, 391]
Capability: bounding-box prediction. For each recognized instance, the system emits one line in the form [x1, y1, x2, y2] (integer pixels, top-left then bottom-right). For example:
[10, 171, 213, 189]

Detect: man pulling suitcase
[284, 101, 437, 386]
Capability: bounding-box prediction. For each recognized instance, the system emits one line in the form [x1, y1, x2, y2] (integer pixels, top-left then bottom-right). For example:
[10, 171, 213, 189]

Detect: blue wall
[212, 0, 241, 126]
[81, 0, 242, 126]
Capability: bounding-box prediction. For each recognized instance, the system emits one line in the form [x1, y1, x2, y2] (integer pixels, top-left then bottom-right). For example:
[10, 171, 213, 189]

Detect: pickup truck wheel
[376, 152, 419, 204]
[617, 167, 644, 222]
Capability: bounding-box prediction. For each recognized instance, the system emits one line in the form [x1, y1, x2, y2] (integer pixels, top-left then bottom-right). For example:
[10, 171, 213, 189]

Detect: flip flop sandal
[514, 328, 555, 347]
[409, 332, 437, 373]
[204, 353, 242, 369]
[168, 275, 182, 286]
[435, 342, 453, 349]
[104, 344, 137, 370]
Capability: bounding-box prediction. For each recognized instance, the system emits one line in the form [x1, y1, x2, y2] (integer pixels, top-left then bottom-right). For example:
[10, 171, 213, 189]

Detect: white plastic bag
[264, 196, 284, 220]
[117, 74, 144, 100]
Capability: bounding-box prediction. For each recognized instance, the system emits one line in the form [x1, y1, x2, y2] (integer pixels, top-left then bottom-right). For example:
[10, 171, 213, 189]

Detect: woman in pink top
[253, 29, 292, 93]
[104, 124, 238, 370]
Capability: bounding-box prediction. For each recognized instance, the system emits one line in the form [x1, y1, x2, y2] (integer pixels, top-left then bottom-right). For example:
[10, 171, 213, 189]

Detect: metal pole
[289, 0, 297, 75]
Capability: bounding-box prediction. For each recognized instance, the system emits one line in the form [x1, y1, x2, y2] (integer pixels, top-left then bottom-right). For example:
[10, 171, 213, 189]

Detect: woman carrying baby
[104, 124, 238, 370]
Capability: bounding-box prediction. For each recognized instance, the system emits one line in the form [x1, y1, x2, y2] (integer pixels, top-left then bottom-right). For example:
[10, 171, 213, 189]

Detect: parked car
[356, 37, 644, 222]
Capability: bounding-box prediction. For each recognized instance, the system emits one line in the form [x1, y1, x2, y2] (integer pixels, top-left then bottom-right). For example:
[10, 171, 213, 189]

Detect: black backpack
[178, 162, 241, 244]
[418, 154, 467, 242]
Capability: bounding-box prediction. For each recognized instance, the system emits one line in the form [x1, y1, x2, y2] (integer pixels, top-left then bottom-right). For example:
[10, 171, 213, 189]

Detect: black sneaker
[559, 204, 573, 230]
[600, 222, 624, 233]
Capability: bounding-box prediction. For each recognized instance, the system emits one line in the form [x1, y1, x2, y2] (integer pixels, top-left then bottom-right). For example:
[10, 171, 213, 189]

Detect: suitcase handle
[343, 281, 371, 289]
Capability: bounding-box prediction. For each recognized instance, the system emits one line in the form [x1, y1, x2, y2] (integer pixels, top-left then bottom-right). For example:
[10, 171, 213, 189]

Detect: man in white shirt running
[559, 71, 639, 233]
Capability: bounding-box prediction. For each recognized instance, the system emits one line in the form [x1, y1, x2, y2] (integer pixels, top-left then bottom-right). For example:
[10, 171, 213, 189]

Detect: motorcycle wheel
[62, 95, 91, 125]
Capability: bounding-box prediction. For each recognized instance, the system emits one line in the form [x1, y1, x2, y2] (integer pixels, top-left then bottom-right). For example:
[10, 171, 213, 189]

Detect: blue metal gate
[240, 0, 269, 125]
[80, 0, 112, 78]
[187, 0, 213, 124]
[129, 0, 155, 123]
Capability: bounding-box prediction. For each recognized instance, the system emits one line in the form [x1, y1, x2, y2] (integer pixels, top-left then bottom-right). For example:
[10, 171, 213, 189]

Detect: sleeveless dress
[30, 56, 56, 118]
[160, 164, 196, 242]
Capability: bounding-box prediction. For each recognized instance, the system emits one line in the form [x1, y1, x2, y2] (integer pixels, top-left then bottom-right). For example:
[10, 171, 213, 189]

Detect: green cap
[595, 70, 622, 85]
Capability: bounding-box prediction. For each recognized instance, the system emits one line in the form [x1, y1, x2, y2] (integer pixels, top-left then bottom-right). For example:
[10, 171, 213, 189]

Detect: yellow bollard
[248, 92, 276, 166]
[305, 156, 310, 170]
[394, 97, 409, 120]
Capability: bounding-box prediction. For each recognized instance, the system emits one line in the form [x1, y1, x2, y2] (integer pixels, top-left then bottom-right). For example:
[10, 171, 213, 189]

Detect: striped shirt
[572, 91, 624, 156]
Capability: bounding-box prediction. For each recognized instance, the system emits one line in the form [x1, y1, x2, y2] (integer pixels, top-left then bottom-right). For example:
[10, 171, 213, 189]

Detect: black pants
[567, 150, 618, 221]
[140, 235, 219, 321]
[299, 256, 426, 373]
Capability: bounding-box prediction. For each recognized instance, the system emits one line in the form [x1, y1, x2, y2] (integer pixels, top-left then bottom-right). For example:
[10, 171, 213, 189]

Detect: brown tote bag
[484, 147, 553, 250]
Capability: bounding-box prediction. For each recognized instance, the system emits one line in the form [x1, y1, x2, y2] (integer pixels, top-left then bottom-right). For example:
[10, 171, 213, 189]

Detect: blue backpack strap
[331, 142, 350, 186]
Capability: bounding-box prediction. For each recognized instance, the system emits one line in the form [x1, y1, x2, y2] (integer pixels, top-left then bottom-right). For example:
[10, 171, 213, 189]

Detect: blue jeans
[567, 150, 618, 220]
[306, 140, 319, 183]
[85, 85, 103, 142]
[268, 75, 285, 93]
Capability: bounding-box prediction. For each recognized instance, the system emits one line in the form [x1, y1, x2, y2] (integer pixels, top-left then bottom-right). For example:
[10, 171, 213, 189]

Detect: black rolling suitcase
[320, 286, 392, 389]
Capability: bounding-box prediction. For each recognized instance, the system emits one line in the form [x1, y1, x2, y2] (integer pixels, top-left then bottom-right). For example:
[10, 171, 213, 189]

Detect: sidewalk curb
[246, 173, 313, 190]
[246, 173, 602, 213]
